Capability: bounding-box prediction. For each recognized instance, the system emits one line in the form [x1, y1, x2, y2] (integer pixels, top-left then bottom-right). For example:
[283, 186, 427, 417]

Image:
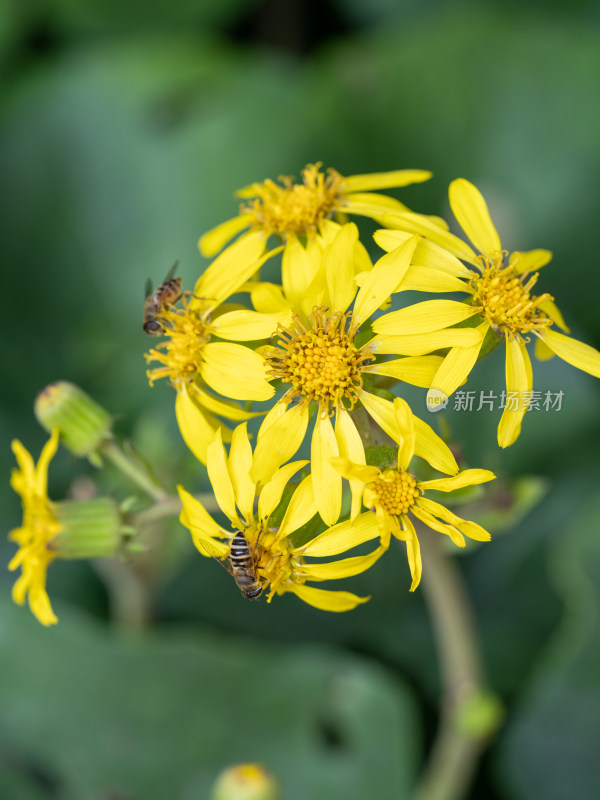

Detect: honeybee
[228, 531, 264, 599]
[143, 262, 182, 336]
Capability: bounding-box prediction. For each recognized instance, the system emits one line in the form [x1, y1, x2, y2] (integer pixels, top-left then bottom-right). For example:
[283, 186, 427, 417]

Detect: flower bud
[211, 764, 280, 800]
[35, 381, 112, 461]
[53, 498, 123, 559]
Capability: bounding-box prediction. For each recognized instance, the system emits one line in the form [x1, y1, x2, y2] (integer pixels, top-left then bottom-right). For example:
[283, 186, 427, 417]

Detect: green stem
[101, 439, 166, 502]
[412, 530, 493, 800]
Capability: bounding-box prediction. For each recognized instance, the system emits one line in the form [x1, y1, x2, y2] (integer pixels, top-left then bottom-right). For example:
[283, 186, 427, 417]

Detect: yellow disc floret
[145, 298, 214, 390]
[246, 526, 306, 600]
[265, 309, 374, 412]
[241, 163, 344, 239]
[470, 252, 553, 337]
[364, 469, 420, 516]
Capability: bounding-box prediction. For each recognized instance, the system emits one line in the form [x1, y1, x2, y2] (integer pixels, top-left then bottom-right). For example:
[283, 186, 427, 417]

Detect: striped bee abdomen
[229, 531, 263, 599]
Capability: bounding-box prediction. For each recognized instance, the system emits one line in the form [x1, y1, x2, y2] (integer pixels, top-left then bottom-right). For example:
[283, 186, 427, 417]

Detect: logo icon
[426, 388, 448, 412]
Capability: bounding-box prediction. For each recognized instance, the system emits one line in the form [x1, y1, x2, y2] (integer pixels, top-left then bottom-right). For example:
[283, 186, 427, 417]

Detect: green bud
[455, 688, 504, 739]
[35, 382, 112, 461]
[53, 498, 123, 559]
[211, 764, 280, 800]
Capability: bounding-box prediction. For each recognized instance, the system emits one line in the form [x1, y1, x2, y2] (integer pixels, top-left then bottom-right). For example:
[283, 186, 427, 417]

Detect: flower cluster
[9, 163, 600, 622]
[140, 162, 600, 612]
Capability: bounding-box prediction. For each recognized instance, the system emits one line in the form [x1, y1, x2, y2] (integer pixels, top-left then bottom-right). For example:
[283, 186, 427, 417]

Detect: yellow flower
[221, 223, 464, 528]
[198, 162, 434, 278]
[375, 179, 600, 446]
[8, 430, 62, 626]
[144, 238, 287, 463]
[178, 424, 385, 612]
[332, 398, 495, 590]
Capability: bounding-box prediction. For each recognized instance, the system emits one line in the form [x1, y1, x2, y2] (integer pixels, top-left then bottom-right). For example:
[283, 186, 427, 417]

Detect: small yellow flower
[144, 241, 288, 463]
[375, 179, 600, 446]
[223, 223, 463, 528]
[332, 398, 495, 590]
[178, 424, 385, 612]
[8, 430, 62, 626]
[198, 162, 433, 279]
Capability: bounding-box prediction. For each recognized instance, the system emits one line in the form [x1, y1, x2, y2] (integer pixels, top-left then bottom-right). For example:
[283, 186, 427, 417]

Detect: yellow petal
[35, 429, 60, 495]
[258, 460, 308, 522]
[334, 407, 367, 520]
[326, 222, 358, 314]
[300, 511, 380, 557]
[353, 236, 418, 325]
[282, 236, 321, 315]
[342, 192, 410, 214]
[373, 300, 479, 335]
[213, 309, 292, 341]
[394, 266, 469, 294]
[288, 583, 370, 612]
[250, 281, 291, 313]
[301, 544, 386, 581]
[227, 423, 256, 521]
[534, 336, 555, 361]
[192, 386, 264, 421]
[401, 516, 422, 591]
[177, 485, 226, 546]
[411, 501, 465, 547]
[29, 588, 59, 627]
[510, 249, 553, 274]
[456, 519, 491, 542]
[175, 387, 220, 464]
[381, 210, 478, 264]
[449, 178, 501, 255]
[374, 229, 472, 278]
[393, 397, 415, 470]
[539, 329, 600, 378]
[426, 322, 488, 402]
[359, 390, 458, 475]
[419, 469, 496, 492]
[342, 169, 432, 192]
[198, 214, 254, 257]
[311, 412, 342, 526]
[201, 343, 275, 401]
[330, 456, 379, 485]
[207, 429, 241, 527]
[251, 403, 309, 485]
[371, 329, 484, 356]
[370, 355, 445, 388]
[257, 399, 289, 439]
[278, 475, 318, 538]
[497, 338, 532, 448]
[537, 299, 569, 333]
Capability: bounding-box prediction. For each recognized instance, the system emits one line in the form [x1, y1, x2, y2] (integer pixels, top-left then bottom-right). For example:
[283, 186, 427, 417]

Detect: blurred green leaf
[0, 597, 419, 800]
[495, 493, 600, 800]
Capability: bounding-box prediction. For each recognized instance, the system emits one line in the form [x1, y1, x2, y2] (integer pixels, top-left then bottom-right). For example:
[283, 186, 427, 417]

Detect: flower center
[145, 298, 213, 390]
[248, 527, 302, 599]
[265, 309, 374, 412]
[470, 253, 552, 336]
[241, 163, 343, 238]
[367, 469, 420, 516]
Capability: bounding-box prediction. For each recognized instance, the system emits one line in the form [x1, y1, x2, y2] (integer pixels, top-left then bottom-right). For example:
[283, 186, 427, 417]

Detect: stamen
[366, 469, 420, 516]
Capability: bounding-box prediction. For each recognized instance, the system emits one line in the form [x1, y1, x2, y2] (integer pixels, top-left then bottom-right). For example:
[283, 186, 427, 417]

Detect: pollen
[367, 469, 420, 516]
[265, 309, 374, 412]
[470, 253, 553, 337]
[252, 528, 303, 600]
[145, 298, 213, 390]
[242, 163, 344, 239]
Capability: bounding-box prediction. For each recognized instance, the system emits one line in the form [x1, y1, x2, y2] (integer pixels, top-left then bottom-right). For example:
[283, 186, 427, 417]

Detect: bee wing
[212, 554, 234, 576]
[165, 260, 179, 282]
[144, 278, 153, 298]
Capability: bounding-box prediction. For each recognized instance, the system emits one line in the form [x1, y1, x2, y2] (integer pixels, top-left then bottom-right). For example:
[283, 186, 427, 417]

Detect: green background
[2, 0, 600, 797]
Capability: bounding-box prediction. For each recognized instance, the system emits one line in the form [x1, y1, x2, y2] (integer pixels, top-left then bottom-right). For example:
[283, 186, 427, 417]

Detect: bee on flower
[332, 398, 495, 590]
[178, 424, 386, 612]
[373, 179, 600, 446]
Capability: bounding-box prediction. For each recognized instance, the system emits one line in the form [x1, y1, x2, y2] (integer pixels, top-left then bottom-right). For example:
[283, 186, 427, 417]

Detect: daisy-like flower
[178, 424, 386, 612]
[374, 179, 600, 446]
[198, 162, 435, 277]
[8, 430, 62, 626]
[144, 237, 289, 463]
[332, 398, 495, 590]
[220, 223, 473, 527]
